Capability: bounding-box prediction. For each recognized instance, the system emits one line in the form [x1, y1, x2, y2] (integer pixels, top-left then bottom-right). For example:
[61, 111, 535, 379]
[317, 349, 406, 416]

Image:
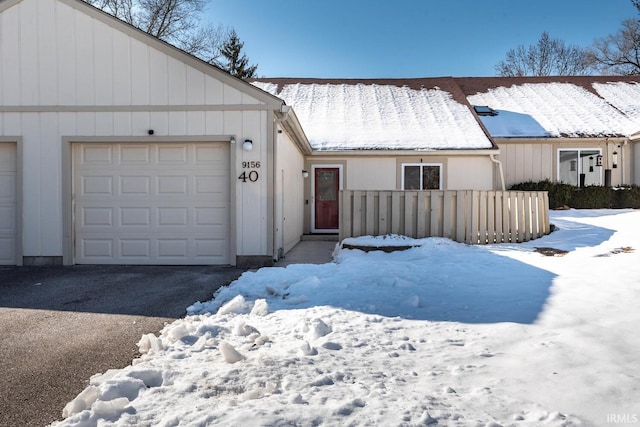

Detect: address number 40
[239, 161, 260, 183]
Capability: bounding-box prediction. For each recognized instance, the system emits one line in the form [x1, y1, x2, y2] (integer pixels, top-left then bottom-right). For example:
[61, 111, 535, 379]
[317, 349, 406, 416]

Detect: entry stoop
[276, 239, 338, 266]
[301, 234, 339, 242]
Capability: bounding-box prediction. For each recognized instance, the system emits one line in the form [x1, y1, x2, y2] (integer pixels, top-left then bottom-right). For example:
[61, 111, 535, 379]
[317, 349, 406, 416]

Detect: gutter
[275, 105, 313, 156]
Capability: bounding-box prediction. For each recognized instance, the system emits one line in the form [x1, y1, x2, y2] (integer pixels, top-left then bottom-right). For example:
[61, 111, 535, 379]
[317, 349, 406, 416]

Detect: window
[558, 149, 601, 187]
[473, 105, 498, 116]
[402, 164, 442, 190]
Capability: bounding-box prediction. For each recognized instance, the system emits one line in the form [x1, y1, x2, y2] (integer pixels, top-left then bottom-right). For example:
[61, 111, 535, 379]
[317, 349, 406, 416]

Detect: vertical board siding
[340, 190, 550, 245]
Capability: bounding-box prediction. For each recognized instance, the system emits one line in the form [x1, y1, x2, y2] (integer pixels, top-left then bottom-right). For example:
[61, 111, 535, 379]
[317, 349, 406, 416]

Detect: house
[0, 0, 311, 267]
[254, 76, 640, 237]
[251, 78, 502, 235]
[457, 76, 640, 189]
[2, 0, 639, 267]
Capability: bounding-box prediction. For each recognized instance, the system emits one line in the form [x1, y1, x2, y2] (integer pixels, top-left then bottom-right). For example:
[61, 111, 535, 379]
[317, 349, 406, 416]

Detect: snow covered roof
[252, 76, 640, 149]
[459, 76, 640, 139]
[251, 78, 495, 151]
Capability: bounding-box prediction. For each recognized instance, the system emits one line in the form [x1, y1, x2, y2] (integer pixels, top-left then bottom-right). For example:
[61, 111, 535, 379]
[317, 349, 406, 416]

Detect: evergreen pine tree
[220, 30, 258, 79]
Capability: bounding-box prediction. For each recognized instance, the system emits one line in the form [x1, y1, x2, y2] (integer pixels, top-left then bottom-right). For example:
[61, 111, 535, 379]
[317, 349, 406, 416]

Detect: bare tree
[83, 0, 134, 24]
[585, 0, 640, 75]
[495, 32, 593, 76]
[82, 0, 248, 71]
[587, 19, 640, 75]
[137, 0, 205, 40]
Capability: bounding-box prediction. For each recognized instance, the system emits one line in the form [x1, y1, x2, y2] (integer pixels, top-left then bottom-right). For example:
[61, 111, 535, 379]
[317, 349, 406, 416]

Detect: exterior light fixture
[242, 139, 253, 151]
[613, 151, 618, 168]
[230, 136, 236, 144]
[596, 155, 603, 167]
[302, 170, 309, 178]
[589, 156, 594, 173]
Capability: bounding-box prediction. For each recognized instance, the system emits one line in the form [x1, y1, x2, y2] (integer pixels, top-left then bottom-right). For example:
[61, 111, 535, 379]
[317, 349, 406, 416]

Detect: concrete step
[301, 234, 339, 242]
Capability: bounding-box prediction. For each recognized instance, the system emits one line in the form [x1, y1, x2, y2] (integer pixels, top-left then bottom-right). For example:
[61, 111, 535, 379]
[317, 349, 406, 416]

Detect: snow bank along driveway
[54, 210, 640, 426]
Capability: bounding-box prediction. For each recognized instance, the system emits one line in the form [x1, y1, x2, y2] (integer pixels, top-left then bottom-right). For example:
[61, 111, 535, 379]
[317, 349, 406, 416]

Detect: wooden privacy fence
[339, 190, 550, 245]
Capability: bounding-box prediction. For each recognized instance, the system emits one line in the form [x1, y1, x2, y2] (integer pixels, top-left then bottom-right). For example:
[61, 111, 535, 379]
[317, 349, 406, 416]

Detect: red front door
[314, 167, 339, 230]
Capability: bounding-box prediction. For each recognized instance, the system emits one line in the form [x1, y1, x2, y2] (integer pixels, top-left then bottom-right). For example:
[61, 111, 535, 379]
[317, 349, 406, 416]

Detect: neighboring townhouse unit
[458, 76, 640, 189]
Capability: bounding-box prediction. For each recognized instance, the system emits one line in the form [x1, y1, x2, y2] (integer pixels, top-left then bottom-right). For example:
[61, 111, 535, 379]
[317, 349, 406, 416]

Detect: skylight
[473, 105, 498, 116]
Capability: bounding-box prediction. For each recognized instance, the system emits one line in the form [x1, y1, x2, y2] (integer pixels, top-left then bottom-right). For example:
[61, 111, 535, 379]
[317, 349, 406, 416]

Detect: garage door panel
[195, 239, 224, 257]
[158, 207, 188, 226]
[158, 145, 188, 163]
[157, 176, 188, 194]
[0, 143, 16, 265]
[121, 239, 151, 258]
[0, 175, 15, 199]
[158, 239, 188, 257]
[82, 176, 113, 195]
[82, 239, 114, 258]
[82, 207, 113, 227]
[195, 207, 227, 225]
[74, 142, 229, 265]
[120, 207, 151, 226]
[120, 145, 150, 163]
[120, 176, 150, 194]
[81, 145, 114, 164]
[195, 175, 227, 195]
[0, 237, 15, 262]
[195, 145, 227, 163]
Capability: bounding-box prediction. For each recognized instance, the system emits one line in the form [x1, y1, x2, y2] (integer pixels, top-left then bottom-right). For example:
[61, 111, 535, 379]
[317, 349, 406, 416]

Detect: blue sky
[206, 0, 638, 78]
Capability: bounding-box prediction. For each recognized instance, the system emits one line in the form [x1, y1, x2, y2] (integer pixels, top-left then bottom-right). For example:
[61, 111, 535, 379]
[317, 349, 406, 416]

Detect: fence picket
[493, 192, 502, 243]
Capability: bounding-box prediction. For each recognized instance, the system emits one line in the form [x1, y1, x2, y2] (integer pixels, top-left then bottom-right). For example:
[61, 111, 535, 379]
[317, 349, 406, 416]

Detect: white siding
[447, 157, 494, 190]
[0, 0, 265, 108]
[275, 128, 305, 255]
[237, 110, 269, 255]
[499, 143, 554, 187]
[346, 158, 396, 190]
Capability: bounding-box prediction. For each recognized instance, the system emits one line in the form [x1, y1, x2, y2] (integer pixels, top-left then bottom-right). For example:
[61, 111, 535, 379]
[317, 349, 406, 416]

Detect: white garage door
[0, 142, 17, 265]
[74, 143, 230, 265]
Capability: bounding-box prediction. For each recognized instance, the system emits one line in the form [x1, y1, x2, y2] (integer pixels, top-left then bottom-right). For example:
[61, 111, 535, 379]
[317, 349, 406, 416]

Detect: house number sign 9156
[239, 161, 260, 182]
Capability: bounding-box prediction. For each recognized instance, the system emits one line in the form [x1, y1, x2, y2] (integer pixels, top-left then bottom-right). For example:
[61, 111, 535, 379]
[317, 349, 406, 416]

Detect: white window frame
[401, 163, 443, 190]
[557, 148, 602, 187]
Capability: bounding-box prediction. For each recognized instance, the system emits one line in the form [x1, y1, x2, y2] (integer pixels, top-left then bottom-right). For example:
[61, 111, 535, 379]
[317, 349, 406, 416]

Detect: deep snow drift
[53, 210, 640, 426]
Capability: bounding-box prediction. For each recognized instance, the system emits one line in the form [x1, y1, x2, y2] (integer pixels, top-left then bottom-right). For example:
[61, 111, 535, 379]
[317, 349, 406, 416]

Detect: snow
[467, 82, 640, 138]
[52, 209, 640, 427]
[253, 82, 494, 151]
[593, 81, 640, 125]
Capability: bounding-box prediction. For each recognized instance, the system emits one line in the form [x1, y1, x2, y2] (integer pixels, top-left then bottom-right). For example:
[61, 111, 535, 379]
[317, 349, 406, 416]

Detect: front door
[314, 167, 340, 231]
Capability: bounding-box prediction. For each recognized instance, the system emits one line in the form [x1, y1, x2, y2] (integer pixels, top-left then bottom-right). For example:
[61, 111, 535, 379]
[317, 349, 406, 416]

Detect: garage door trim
[62, 136, 237, 266]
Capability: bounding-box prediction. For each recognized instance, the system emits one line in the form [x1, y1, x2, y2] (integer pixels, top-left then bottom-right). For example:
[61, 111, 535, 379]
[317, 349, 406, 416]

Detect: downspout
[490, 154, 506, 191]
[621, 138, 628, 186]
[272, 105, 291, 261]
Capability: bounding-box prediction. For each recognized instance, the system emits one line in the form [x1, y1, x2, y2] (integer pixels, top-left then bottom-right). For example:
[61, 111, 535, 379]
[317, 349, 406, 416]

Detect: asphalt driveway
[0, 265, 245, 427]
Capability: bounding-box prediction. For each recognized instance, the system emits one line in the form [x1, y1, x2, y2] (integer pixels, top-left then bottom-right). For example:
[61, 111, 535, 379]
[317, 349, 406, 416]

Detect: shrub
[509, 180, 640, 209]
[614, 185, 640, 209]
[510, 179, 573, 209]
